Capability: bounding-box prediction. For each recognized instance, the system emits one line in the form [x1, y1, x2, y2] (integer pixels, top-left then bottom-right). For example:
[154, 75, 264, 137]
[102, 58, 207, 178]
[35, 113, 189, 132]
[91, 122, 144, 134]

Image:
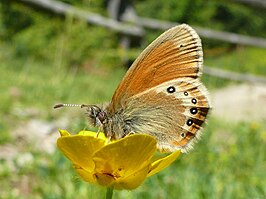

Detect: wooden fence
[18, 0, 266, 84]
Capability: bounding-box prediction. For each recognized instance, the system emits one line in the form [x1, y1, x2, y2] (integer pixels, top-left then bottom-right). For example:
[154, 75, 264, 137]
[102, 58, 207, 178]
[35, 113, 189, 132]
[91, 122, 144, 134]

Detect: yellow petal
[148, 150, 181, 177]
[59, 129, 71, 137]
[92, 134, 157, 187]
[75, 165, 96, 184]
[57, 135, 105, 171]
[78, 131, 97, 136]
[78, 131, 107, 140]
[114, 164, 150, 190]
[93, 173, 116, 187]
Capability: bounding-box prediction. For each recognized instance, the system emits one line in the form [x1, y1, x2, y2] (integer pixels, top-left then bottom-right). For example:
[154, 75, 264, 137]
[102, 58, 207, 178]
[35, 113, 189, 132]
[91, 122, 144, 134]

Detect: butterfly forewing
[109, 24, 203, 111]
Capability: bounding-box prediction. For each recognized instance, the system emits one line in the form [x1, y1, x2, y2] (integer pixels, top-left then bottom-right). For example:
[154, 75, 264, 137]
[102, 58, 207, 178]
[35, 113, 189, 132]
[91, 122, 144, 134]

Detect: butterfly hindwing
[121, 78, 210, 152]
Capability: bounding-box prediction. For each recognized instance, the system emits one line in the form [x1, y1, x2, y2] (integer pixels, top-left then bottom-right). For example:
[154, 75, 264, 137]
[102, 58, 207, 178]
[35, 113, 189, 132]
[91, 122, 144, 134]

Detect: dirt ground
[211, 83, 266, 122]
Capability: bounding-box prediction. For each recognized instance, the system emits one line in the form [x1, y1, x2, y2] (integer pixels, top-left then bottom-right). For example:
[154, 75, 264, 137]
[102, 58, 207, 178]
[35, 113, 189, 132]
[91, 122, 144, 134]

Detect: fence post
[105, 0, 142, 67]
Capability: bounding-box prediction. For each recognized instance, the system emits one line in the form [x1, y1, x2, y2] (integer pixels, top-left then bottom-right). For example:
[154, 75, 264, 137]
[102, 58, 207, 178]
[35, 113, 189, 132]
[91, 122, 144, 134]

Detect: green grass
[1, 27, 266, 198]
[0, 44, 125, 136]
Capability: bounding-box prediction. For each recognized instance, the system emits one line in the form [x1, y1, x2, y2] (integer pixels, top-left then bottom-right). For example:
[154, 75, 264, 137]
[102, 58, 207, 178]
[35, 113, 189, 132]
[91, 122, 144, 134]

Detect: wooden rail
[19, 0, 144, 36]
[204, 66, 266, 84]
[18, 0, 266, 84]
[234, 0, 266, 8]
[19, 0, 266, 48]
[125, 17, 266, 48]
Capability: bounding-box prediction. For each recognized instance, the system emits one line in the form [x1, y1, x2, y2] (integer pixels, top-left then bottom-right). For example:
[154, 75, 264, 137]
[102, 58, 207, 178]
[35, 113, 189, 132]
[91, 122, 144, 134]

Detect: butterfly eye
[97, 111, 106, 123]
[186, 119, 193, 126]
[167, 86, 176, 93]
[190, 108, 198, 114]
[191, 98, 197, 104]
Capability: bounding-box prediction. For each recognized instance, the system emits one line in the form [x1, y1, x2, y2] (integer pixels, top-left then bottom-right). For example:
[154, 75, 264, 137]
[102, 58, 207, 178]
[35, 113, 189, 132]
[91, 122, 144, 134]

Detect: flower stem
[105, 186, 114, 199]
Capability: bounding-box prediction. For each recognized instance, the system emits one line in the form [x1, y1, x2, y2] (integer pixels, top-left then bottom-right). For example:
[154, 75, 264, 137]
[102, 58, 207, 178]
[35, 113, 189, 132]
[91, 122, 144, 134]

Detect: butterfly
[54, 24, 210, 153]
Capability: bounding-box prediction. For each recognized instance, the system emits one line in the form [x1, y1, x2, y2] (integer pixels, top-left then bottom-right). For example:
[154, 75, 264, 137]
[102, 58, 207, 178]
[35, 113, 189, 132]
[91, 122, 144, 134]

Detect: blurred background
[0, 0, 265, 198]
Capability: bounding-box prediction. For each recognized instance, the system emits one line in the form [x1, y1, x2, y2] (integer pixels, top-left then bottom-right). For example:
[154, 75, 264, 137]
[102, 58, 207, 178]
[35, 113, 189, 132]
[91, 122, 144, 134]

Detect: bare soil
[211, 83, 266, 122]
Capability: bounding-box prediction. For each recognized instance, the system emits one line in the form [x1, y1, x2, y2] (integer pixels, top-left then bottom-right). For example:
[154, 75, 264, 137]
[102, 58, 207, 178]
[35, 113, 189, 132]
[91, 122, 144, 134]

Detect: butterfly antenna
[54, 103, 83, 109]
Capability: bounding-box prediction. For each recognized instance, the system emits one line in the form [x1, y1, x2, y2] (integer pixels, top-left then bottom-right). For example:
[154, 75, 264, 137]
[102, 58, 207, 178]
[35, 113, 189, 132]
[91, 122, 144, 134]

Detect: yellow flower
[57, 130, 180, 190]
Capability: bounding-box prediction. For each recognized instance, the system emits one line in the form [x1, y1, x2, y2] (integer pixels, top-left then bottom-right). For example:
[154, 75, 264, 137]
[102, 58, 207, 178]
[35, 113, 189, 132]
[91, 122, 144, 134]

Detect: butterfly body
[66, 24, 210, 153]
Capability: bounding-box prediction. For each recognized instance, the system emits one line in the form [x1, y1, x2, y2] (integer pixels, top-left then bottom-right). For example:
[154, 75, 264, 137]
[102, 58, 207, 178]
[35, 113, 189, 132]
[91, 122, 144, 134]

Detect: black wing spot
[186, 119, 193, 126]
[167, 86, 176, 93]
[190, 108, 198, 115]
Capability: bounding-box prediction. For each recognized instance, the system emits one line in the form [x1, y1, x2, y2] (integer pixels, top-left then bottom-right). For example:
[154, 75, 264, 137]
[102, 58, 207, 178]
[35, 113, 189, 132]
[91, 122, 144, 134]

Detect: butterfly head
[82, 105, 108, 128]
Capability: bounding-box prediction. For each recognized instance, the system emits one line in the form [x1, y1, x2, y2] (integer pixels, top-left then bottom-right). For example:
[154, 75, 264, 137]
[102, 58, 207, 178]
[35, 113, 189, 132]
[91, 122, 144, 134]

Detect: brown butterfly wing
[109, 24, 203, 111]
[107, 24, 210, 152]
[112, 78, 210, 153]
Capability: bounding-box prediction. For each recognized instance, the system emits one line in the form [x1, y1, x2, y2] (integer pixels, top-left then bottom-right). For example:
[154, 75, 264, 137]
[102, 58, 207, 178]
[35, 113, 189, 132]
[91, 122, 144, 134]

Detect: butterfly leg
[107, 131, 113, 143]
[124, 131, 136, 137]
[96, 128, 100, 137]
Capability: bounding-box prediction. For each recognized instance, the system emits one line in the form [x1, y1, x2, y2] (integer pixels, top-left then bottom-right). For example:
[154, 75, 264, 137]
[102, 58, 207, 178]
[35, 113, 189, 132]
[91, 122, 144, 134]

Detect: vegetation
[0, 0, 265, 198]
